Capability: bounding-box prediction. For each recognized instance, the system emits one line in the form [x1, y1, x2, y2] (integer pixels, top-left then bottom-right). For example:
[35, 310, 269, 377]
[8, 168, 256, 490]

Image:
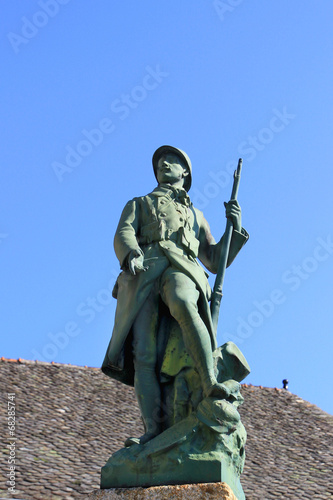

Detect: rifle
[210, 158, 243, 335]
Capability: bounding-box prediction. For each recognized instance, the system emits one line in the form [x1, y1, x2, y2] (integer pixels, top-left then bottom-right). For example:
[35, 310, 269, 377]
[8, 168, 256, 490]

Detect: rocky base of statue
[89, 482, 238, 499]
[101, 343, 249, 500]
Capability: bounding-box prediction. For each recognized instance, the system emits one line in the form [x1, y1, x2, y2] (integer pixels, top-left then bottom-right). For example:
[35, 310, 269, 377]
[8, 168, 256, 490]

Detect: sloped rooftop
[0, 358, 332, 499]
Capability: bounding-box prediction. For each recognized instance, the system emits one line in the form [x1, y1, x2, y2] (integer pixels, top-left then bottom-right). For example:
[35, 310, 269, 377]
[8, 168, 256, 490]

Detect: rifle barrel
[210, 158, 243, 335]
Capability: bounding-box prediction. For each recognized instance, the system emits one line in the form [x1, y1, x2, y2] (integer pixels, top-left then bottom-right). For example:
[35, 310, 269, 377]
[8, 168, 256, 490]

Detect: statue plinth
[100, 393, 246, 500]
[89, 482, 238, 499]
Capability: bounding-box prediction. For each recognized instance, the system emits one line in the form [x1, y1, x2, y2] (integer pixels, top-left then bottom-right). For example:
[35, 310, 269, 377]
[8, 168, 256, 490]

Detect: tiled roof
[0, 358, 332, 499]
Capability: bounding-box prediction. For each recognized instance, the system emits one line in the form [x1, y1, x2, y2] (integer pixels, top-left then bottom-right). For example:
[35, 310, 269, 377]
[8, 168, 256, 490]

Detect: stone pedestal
[88, 482, 238, 499]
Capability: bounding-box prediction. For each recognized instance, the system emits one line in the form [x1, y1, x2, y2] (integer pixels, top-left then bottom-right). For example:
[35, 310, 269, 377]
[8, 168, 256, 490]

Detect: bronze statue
[102, 145, 248, 432]
[101, 146, 250, 497]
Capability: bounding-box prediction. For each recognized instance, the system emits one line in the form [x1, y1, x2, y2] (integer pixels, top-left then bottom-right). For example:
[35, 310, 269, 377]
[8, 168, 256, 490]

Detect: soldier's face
[156, 154, 188, 186]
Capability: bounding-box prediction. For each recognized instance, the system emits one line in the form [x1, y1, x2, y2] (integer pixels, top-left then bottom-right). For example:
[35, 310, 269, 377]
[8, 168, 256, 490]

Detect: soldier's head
[152, 146, 192, 191]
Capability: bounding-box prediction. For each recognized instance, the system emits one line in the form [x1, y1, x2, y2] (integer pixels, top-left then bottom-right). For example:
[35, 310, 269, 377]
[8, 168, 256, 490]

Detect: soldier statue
[102, 145, 249, 446]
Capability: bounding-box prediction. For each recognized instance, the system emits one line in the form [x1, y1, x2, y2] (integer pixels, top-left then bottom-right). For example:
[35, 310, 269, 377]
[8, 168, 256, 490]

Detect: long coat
[102, 185, 248, 385]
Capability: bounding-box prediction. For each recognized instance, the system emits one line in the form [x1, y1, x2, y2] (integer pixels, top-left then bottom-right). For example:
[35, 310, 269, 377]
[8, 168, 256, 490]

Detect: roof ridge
[0, 358, 300, 392]
[1, 358, 273, 386]
[0, 356, 100, 370]
[1, 357, 331, 416]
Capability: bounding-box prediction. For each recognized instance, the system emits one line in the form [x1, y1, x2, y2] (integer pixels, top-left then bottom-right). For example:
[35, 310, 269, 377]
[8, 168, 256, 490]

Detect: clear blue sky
[1, 2, 332, 414]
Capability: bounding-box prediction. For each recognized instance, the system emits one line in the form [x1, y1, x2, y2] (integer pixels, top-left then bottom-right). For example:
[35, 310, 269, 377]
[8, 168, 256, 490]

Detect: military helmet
[152, 145, 192, 192]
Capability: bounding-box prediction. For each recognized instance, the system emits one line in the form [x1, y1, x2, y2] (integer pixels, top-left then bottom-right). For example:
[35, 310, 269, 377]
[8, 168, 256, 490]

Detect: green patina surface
[101, 146, 250, 497]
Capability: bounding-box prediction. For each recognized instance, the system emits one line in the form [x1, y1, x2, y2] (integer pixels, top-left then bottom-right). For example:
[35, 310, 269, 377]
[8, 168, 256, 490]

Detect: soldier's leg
[129, 287, 162, 445]
[161, 268, 230, 399]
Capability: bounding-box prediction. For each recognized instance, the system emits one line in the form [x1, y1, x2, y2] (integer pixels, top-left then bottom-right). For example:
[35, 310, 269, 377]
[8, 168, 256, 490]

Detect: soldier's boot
[179, 315, 231, 400]
[124, 367, 162, 447]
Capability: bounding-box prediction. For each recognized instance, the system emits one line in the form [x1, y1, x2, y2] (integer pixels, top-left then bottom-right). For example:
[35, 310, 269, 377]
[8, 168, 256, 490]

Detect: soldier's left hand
[224, 200, 242, 232]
